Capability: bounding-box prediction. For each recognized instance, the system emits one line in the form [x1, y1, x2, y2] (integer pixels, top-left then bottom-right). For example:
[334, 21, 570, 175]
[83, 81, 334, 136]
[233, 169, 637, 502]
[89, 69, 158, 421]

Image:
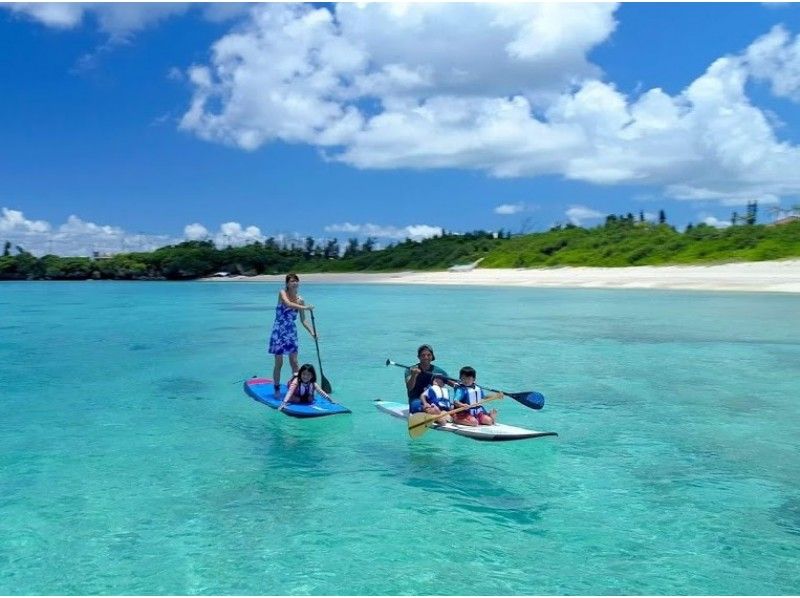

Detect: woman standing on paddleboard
[268, 273, 316, 396]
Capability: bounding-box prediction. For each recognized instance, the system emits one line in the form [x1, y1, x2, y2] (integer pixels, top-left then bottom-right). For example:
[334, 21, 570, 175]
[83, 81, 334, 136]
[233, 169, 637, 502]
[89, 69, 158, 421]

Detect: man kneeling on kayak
[452, 366, 497, 426]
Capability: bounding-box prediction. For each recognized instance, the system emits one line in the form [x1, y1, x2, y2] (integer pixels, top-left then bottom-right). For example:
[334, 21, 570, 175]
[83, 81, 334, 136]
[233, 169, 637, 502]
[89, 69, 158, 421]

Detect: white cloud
[701, 215, 732, 229]
[217, 221, 264, 246]
[177, 4, 800, 207]
[0, 207, 51, 233]
[8, 3, 84, 28]
[325, 222, 442, 241]
[182, 221, 266, 247]
[184, 223, 209, 241]
[0, 208, 176, 256]
[565, 205, 604, 226]
[494, 202, 526, 215]
[8, 3, 191, 38]
[744, 25, 800, 101]
[180, 3, 616, 149]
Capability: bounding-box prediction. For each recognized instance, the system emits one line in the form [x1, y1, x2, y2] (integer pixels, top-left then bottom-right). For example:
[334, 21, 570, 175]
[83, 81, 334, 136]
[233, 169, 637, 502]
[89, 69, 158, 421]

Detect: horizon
[4, 3, 800, 256]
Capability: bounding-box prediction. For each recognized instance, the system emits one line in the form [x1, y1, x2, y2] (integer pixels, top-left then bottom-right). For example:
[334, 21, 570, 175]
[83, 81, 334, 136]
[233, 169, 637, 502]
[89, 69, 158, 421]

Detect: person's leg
[272, 354, 283, 395]
[288, 353, 300, 377]
[454, 413, 478, 426]
[478, 412, 495, 425]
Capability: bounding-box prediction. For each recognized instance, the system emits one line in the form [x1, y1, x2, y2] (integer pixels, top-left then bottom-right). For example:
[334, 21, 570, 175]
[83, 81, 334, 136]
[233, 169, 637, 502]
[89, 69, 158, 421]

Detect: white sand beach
[201, 259, 800, 293]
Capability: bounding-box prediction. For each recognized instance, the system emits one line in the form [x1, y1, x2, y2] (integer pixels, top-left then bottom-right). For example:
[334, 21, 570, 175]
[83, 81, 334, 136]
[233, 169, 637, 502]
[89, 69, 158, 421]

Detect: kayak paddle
[407, 392, 504, 438]
[310, 309, 332, 394]
[385, 358, 545, 410]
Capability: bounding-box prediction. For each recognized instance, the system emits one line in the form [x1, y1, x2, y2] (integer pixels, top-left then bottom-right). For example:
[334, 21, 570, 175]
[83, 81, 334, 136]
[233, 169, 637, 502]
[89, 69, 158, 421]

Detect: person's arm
[405, 366, 420, 392]
[279, 289, 312, 311]
[452, 386, 466, 408]
[279, 379, 298, 409]
[314, 383, 332, 402]
[298, 303, 316, 338]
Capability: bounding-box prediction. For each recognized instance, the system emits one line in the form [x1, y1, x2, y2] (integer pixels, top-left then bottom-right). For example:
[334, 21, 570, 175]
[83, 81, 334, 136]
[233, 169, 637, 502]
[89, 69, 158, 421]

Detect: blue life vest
[455, 384, 485, 416]
[425, 384, 452, 410]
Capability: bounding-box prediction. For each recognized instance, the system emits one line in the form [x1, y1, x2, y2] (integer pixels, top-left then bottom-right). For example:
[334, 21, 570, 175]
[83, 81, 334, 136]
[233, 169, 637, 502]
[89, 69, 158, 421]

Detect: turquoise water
[1, 281, 799, 595]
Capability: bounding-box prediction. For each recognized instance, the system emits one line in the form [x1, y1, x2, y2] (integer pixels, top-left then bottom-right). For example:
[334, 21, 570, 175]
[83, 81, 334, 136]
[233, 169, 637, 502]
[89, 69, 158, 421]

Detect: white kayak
[374, 400, 558, 442]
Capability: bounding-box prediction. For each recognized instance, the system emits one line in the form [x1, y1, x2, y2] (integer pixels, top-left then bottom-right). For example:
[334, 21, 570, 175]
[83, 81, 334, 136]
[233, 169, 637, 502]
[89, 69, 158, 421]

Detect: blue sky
[3, 2, 800, 256]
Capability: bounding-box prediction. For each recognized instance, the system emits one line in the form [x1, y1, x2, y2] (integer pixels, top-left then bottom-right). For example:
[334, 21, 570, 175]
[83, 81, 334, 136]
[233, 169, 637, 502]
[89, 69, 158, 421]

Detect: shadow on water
[233, 411, 353, 477]
[128, 343, 151, 352]
[774, 495, 800, 537]
[154, 376, 210, 401]
[362, 440, 548, 533]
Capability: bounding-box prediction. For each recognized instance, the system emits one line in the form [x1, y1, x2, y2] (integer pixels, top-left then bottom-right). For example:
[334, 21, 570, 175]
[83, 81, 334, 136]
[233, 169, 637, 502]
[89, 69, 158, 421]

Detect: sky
[3, 2, 800, 256]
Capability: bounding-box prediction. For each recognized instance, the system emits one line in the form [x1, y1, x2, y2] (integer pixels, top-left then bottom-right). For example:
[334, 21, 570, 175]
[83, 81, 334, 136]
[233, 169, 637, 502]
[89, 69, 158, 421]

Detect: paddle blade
[509, 391, 545, 410]
[407, 412, 432, 438]
[321, 374, 332, 394]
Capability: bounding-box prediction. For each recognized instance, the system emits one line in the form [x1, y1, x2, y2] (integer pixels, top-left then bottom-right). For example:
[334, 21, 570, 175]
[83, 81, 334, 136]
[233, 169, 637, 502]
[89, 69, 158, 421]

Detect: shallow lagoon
[1, 281, 799, 594]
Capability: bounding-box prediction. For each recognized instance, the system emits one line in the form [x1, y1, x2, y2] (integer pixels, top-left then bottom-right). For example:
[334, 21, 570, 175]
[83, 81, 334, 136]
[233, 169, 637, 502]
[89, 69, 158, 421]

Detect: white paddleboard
[374, 400, 557, 442]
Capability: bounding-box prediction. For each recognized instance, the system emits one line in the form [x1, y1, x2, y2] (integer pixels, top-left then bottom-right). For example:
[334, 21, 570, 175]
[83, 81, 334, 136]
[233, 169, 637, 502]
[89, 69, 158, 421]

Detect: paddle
[408, 392, 504, 438]
[309, 309, 332, 394]
[385, 358, 545, 410]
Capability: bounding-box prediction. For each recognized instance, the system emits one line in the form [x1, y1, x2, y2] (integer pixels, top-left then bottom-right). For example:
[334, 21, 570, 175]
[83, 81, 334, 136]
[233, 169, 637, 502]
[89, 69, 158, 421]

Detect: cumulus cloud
[179, 3, 616, 148]
[0, 208, 176, 256]
[325, 222, 442, 241]
[177, 3, 800, 207]
[565, 205, 604, 226]
[184, 223, 209, 241]
[0, 208, 280, 256]
[494, 202, 527, 215]
[183, 221, 269, 246]
[744, 25, 800, 101]
[0, 207, 51, 234]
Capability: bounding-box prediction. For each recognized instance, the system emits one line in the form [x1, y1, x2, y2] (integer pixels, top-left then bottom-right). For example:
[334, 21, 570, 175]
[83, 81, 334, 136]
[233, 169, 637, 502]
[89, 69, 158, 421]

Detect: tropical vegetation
[1, 214, 799, 281]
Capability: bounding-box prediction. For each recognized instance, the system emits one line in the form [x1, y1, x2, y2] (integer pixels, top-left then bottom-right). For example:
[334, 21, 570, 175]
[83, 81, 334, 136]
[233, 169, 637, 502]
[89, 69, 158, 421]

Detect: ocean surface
[1, 280, 799, 595]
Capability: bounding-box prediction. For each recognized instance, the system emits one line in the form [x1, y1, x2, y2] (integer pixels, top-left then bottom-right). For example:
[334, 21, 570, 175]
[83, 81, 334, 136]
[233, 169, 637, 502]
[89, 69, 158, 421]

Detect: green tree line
[1, 219, 799, 281]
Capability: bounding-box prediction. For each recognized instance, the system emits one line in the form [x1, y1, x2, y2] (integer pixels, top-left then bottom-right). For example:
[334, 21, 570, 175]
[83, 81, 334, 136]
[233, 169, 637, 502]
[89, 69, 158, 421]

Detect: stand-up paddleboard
[374, 400, 557, 442]
[244, 377, 351, 418]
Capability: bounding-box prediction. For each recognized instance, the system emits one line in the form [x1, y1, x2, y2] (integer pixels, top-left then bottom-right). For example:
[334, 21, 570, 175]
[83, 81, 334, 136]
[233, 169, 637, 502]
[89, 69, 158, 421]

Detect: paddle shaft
[309, 310, 332, 394]
[408, 392, 503, 431]
[387, 359, 525, 399]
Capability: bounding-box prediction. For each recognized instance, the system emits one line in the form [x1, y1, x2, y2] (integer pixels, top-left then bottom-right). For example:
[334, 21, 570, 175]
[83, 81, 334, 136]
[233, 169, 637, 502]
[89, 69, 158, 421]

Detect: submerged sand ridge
[201, 259, 800, 293]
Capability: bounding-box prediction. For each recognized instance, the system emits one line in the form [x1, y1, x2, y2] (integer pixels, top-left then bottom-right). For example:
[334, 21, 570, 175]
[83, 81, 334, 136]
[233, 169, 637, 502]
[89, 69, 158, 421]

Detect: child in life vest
[452, 366, 497, 426]
[420, 371, 453, 424]
[279, 363, 331, 409]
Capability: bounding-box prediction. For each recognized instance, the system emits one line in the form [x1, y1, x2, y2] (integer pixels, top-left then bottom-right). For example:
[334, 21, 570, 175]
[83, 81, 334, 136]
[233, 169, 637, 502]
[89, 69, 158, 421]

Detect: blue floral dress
[268, 302, 299, 355]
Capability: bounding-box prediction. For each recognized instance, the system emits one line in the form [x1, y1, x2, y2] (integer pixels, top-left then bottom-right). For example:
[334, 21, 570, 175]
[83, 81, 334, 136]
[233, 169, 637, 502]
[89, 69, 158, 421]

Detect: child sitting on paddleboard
[452, 366, 497, 426]
[420, 371, 453, 424]
[279, 363, 331, 410]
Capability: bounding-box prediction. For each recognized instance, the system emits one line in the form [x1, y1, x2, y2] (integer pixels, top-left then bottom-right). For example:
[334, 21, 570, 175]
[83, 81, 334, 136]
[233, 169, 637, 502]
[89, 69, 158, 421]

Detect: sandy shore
[200, 260, 800, 293]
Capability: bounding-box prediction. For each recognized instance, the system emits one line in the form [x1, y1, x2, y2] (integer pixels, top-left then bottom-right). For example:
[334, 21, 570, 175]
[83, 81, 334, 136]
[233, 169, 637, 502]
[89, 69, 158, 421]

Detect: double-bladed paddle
[385, 358, 545, 410]
[407, 392, 504, 438]
[310, 310, 332, 394]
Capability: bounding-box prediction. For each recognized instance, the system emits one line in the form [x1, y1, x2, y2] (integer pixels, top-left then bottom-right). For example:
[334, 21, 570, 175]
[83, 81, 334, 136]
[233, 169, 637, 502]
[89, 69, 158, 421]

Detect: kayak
[244, 377, 351, 418]
[374, 400, 557, 442]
